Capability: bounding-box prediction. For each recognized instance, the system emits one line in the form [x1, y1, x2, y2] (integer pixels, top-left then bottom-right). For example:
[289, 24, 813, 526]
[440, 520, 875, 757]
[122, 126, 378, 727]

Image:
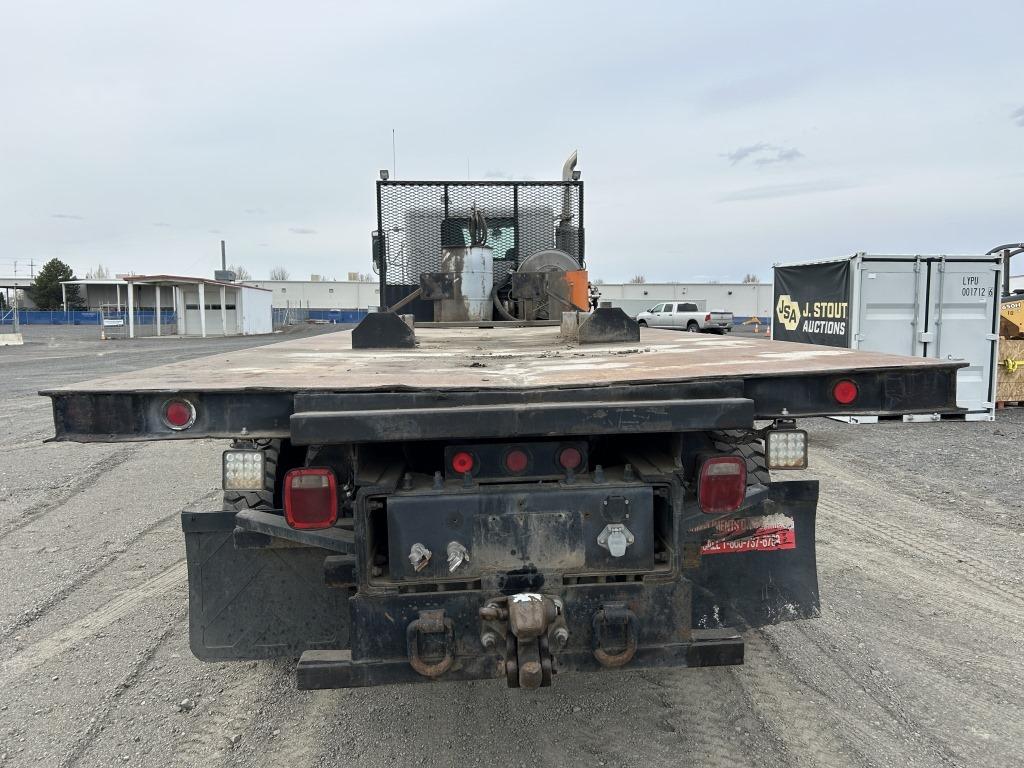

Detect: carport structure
[61, 275, 272, 338]
[122, 275, 270, 338]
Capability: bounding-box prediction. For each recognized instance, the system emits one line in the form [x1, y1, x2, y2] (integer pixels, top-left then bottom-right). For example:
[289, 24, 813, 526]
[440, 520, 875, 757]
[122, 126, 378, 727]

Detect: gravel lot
[1, 328, 1021, 768]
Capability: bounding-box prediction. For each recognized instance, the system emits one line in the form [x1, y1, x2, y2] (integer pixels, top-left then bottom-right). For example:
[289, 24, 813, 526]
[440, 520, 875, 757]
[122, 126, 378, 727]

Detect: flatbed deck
[42, 326, 962, 442]
[45, 326, 957, 394]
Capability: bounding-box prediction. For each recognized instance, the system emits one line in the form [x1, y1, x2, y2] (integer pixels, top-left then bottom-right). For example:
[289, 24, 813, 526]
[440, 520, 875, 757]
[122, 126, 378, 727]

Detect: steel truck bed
[43, 327, 959, 442]
[41, 326, 961, 690]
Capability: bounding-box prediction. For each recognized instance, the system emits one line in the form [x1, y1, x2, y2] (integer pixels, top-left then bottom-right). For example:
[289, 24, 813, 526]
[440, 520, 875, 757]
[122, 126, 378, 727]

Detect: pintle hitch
[479, 593, 569, 689]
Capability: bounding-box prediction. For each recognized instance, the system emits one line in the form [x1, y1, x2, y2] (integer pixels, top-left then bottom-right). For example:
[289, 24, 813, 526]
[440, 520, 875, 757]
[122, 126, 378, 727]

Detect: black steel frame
[44, 365, 961, 443]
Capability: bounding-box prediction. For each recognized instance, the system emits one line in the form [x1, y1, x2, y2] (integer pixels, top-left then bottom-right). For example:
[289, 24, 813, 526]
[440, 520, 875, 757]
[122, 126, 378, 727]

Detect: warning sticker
[696, 513, 797, 555]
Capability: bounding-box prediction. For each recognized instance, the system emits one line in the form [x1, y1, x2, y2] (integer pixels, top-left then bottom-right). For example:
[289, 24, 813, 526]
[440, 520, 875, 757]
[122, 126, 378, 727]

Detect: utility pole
[29, 260, 34, 278]
[392, 128, 397, 179]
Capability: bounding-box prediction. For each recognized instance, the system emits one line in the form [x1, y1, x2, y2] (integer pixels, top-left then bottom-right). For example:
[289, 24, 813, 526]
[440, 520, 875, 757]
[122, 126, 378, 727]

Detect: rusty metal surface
[44, 326, 960, 395]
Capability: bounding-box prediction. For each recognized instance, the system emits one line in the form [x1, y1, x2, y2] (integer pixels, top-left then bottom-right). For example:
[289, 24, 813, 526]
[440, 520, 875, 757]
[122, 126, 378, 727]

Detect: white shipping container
[773, 253, 1002, 420]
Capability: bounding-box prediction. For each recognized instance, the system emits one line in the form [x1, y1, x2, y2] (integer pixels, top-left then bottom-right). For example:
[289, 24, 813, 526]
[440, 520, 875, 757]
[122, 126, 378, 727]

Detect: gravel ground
[0, 328, 1021, 768]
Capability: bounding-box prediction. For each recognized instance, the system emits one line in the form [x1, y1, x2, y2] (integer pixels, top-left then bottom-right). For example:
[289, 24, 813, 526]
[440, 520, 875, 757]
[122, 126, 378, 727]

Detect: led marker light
[765, 429, 808, 470]
[222, 449, 265, 490]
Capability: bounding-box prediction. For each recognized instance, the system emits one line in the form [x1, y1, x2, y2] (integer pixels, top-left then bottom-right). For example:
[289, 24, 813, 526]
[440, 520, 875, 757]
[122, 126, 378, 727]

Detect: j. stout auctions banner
[773, 261, 851, 347]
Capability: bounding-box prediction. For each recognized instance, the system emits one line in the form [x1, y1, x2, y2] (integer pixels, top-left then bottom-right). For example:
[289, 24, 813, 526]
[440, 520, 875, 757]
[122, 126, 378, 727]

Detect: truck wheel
[223, 439, 280, 511]
[708, 430, 770, 487]
[638, 320, 647, 327]
[686, 321, 700, 333]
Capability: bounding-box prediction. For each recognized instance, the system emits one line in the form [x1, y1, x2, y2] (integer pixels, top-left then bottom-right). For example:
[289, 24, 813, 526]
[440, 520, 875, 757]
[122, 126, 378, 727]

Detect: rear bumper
[296, 629, 742, 689]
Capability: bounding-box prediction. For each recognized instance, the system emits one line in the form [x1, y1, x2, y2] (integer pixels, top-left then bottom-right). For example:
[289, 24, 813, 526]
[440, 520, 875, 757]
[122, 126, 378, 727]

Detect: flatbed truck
[41, 164, 963, 690]
[42, 323, 961, 689]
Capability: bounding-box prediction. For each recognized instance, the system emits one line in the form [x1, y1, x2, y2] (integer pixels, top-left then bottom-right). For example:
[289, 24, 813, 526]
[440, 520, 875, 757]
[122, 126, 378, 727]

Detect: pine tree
[27, 259, 84, 310]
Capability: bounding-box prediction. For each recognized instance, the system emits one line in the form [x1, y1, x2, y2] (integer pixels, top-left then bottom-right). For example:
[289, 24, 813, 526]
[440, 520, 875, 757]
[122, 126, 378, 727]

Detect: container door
[855, 259, 925, 356]
[928, 259, 999, 414]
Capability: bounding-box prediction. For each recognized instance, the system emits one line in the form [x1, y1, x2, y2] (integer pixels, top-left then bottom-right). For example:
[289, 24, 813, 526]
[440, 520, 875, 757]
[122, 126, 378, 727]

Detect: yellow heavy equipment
[1001, 294, 1024, 340]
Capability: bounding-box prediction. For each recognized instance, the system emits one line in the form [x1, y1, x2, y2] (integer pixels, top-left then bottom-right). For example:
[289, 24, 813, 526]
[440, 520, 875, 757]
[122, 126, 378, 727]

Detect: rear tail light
[162, 398, 196, 430]
[222, 449, 265, 490]
[504, 448, 529, 474]
[557, 446, 583, 471]
[451, 451, 476, 475]
[832, 379, 858, 405]
[284, 468, 338, 529]
[705, 313, 711, 322]
[765, 429, 808, 469]
[698, 456, 747, 513]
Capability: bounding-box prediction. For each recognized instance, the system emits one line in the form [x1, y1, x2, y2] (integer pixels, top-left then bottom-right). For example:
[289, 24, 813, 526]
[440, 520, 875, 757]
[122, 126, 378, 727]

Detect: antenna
[392, 128, 397, 179]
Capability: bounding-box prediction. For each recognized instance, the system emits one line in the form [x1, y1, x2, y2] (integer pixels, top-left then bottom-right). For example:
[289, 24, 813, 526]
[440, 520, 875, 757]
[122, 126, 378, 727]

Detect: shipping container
[772, 253, 1002, 421]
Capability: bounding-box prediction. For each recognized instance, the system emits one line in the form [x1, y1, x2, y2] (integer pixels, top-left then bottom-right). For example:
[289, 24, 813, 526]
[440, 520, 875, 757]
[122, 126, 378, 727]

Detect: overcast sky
[2, 1, 1022, 283]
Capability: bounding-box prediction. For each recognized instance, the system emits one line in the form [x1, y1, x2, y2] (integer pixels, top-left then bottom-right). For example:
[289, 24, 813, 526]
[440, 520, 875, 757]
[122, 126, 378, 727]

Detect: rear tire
[223, 439, 280, 511]
[686, 321, 700, 333]
[708, 430, 770, 487]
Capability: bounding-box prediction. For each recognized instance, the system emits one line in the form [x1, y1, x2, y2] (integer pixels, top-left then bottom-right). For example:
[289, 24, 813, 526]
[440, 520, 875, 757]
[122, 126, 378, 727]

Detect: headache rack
[373, 180, 584, 319]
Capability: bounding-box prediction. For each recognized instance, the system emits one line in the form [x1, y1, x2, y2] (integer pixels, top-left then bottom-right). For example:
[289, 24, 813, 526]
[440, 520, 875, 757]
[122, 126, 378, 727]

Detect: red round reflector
[557, 447, 582, 471]
[451, 451, 475, 475]
[832, 379, 858, 405]
[163, 399, 195, 430]
[504, 449, 529, 474]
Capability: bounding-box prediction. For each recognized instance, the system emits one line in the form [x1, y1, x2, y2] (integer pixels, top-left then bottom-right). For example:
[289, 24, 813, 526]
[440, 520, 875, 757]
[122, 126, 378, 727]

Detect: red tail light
[504, 449, 529, 474]
[705, 313, 711, 322]
[557, 446, 583, 471]
[284, 468, 338, 529]
[832, 379, 858, 405]
[162, 398, 196, 430]
[698, 456, 746, 514]
[451, 451, 476, 475]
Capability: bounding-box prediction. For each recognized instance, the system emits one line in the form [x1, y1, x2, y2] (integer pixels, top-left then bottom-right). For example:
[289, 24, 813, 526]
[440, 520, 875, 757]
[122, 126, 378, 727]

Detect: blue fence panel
[308, 309, 367, 323]
[273, 308, 368, 325]
[0, 309, 177, 326]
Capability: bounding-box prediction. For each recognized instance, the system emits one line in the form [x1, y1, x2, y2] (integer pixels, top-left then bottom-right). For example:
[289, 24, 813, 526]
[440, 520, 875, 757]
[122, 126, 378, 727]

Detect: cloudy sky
[2, 1, 1022, 283]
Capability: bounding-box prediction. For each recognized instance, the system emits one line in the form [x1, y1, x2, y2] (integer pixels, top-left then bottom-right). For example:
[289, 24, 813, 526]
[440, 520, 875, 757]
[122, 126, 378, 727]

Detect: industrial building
[592, 282, 773, 321]
[241, 279, 774, 322]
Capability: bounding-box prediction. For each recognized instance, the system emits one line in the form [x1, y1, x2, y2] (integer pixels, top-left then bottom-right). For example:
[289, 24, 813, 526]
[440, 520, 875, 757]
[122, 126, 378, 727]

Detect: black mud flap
[181, 510, 352, 661]
[691, 480, 820, 630]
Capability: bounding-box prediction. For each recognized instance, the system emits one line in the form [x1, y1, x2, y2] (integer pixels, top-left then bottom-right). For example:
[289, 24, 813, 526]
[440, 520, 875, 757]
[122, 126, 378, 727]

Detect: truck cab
[636, 302, 734, 333]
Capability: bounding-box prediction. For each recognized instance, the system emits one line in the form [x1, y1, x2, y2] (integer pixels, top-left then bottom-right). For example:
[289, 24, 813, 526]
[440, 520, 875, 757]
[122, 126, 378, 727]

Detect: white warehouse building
[242, 279, 773, 322]
[594, 282, 773, 321]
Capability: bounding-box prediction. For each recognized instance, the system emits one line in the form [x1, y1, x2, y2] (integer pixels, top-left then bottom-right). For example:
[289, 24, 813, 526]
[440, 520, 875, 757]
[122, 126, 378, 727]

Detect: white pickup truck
[636, 302, 733, 333]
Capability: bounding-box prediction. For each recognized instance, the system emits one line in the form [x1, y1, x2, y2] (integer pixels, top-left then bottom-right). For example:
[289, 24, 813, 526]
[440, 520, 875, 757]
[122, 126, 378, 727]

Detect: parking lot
[1, 328, 1022, 768]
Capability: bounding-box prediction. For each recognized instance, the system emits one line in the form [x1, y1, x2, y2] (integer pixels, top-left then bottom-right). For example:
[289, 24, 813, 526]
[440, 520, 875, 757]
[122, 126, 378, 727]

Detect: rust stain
[53, 326, 958, 395]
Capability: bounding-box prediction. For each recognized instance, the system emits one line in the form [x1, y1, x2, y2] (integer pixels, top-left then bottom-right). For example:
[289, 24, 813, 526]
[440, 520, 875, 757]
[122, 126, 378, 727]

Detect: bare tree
[86, 264, 110, 279]
[628, 275, 646, 284]
[594, 278, 605, 285]
[358, 272, 374, 282]
[742, 273, 760, 283]
[269, 266, 290, 280]
[228, 264, 251, 281]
